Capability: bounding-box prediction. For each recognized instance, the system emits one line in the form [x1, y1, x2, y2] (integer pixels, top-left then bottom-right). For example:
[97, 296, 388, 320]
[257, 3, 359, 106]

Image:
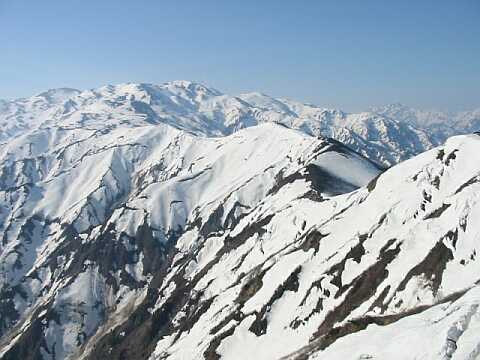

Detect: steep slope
[0, 114, 380, 359]
[85, 132, 480, 360]
[1, 81, 480, 360]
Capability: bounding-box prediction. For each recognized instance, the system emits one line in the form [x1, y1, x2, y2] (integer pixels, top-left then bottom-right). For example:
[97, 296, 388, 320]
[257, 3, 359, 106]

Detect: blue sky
[0, 0, 479, 111]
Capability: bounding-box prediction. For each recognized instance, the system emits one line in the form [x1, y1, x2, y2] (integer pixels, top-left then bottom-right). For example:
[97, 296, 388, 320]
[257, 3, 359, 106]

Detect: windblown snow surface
[0, 81, 479, 360]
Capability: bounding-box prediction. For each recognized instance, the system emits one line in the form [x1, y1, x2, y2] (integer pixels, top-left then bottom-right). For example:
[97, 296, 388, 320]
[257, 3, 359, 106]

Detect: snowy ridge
[121, 133, 480, 360]
[371, 103, 480, 147]
[0, 111, 380, 359]
[2, 81, 478, 166]
[0, 81, 480, 360]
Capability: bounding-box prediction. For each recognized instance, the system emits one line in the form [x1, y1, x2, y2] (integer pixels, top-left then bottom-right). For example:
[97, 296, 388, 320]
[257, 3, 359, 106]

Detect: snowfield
[0, 81, 479, 360]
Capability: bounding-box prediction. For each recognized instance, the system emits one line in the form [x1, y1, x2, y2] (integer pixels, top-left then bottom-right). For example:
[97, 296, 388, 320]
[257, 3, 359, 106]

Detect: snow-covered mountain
[371, 103, 480, 146]
[2, 81, 477, 167]
[1, 81, 480, 360]
[145, 133, 480, 360]
[0, 106, 381, 359]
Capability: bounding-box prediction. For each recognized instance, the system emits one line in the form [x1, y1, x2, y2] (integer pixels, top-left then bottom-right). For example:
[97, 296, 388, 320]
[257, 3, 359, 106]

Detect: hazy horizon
[1, 0, 479, 112]
[2, 80, 479, 115]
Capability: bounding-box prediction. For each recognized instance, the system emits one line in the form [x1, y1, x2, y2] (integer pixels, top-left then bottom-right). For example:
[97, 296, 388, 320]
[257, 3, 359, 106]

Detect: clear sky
[1, 0, 479, 111]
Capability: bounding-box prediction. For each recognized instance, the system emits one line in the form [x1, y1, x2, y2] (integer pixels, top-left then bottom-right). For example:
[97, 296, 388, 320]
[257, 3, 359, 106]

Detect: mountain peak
[1, 80, 480, 360]
[35, 87, 81, 103]
[161, 80, 222, 96]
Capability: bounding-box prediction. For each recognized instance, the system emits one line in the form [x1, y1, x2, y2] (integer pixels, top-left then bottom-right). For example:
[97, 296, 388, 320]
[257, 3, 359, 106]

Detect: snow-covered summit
[0, 109, 382, 359]
[143, 132, 480, 360]
[2, 81, 478, 166]
[28, 88, 81, 105]
[0, 80, 480, 359]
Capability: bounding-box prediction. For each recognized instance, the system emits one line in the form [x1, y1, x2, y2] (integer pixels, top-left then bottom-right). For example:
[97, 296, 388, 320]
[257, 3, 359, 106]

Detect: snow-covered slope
[371, 103, 480, 146]
[1, 81, 480, 360]
[138, 133, 480, 360]
[0, 108, 381, 359]
[0, 88, 80, 142]
[3, 81, 474, 167]
[239, 94, 437, 166]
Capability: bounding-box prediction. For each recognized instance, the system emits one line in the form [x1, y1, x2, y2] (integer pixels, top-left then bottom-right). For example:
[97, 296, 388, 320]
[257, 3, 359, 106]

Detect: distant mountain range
[1, 81, 479, 166]
[0, 81, 479, 360]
